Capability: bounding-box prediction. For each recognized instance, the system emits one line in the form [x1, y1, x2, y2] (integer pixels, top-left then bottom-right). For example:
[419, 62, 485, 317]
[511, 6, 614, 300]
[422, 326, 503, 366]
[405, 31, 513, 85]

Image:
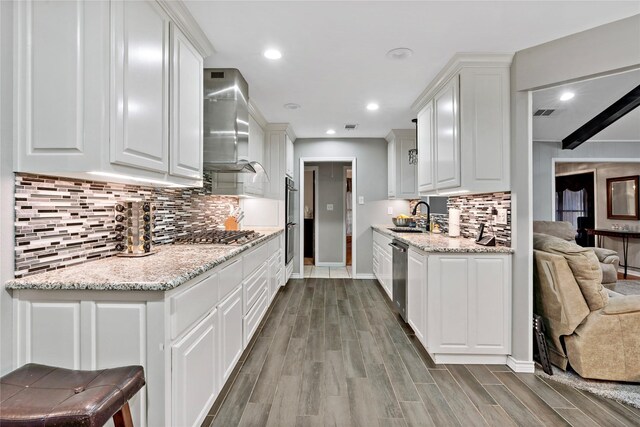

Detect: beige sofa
[533, 221, 620, 284]
[533, 233, 640, 382]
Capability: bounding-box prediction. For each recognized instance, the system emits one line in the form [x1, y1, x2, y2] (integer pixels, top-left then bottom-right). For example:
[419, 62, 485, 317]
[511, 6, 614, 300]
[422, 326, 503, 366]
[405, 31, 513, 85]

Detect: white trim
[303, 166, 319, 265]
[551, 166, 598, 224]
[343, 165, 350, 267]
[290, 273, 303, 280]
[431, 354, 508, 365]
[248, 100, 268, 129]
[354, 274, 376, 280]
[156, 0, 214, 57]
[507, 356, 535, 373]
[315, 262, 345, 268]
[299, 157, 357, 280]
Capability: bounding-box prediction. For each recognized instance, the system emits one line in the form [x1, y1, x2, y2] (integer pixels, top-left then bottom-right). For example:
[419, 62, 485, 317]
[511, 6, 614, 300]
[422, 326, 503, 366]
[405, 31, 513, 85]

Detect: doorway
[299, 157, 357, 279]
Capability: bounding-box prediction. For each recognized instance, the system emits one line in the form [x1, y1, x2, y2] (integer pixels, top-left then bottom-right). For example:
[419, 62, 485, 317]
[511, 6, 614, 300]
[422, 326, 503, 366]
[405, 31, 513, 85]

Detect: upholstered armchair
[533, 221, 620, 284]
[533, 233, 640, 382]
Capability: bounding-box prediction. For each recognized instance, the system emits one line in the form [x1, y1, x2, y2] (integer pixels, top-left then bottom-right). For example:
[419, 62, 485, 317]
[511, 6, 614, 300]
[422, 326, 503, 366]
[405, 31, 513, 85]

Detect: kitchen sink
[388, 227, 425, 233]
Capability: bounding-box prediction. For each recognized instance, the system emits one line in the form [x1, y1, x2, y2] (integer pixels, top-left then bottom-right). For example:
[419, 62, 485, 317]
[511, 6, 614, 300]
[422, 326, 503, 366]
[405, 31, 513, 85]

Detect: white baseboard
[315, 262, 346, 268]
[354, 274, 376, 280]
[507, 356, 535, 373]
[290, 273, 303, 279]
[432, 354, 508, 365]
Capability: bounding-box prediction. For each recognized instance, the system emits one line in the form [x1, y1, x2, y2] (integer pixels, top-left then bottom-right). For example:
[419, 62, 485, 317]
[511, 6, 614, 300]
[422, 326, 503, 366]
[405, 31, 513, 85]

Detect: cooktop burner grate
[173, 229, 262, 245]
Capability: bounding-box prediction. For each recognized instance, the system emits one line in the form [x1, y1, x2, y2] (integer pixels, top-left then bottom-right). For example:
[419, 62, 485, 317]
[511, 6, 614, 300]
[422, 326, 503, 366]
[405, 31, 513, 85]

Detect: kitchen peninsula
[372, 225, 514, 367]
[6, 229, 284, 427]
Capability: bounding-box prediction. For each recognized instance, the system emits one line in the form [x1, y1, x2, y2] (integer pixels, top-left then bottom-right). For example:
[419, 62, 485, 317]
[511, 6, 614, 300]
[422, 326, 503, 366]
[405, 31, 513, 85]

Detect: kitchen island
[372, 225, 514, 367]
[6, 228, 285, 427]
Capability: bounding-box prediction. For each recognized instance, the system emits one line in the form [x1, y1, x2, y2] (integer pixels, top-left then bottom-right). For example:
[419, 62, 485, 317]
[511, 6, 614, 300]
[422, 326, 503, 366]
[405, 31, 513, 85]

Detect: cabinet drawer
[373, 231, 392, 249]
[243, 288, 268, 347]
[243, 243, 269, 277]
[268, 236, 279, 254]
[170, 272, 218, 340]
[243, 262, 268, 314]
[219, 257, 243, 301]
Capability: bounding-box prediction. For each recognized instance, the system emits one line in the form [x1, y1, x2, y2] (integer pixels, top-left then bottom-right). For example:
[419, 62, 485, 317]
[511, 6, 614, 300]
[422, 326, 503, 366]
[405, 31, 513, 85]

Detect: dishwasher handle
[389, 242, 407, 253]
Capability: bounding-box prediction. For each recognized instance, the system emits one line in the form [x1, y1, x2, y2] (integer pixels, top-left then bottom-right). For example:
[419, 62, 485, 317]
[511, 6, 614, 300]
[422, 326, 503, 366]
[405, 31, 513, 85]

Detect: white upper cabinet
[14, 0, 211, 187]
[434, 77, 460, 190]
[417, 102, 435, 193]
[243, 114, 265, 196]
[111, 0, 170, 173]
[170, 24, 203, 179]
[413, 54, 512, 196]
[285, 134, 294, 178]
[386, 129, 418, 199]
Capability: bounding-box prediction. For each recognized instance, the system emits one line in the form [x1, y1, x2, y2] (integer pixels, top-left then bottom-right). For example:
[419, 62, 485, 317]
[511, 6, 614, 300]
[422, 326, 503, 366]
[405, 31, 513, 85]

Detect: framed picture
[607, 175, 639, 220]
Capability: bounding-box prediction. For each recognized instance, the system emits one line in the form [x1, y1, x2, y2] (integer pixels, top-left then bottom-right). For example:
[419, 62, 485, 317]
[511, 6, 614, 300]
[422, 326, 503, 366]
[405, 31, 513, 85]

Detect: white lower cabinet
[406, 249, 512, 364]
[407, 248, 427, 345]
[171, 309, 218, 427]
[218, 285, 244, 383]
[373, 230, 393, 299]
[12, 233, 284, 427]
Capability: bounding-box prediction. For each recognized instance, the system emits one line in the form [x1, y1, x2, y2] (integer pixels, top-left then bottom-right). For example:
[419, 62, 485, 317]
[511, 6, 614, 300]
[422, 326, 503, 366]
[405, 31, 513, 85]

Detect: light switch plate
[358, 196, 364, 205]
[327, 204, 334, 211]
[387, 207, 393, 215]
[497, 209, 508, 225]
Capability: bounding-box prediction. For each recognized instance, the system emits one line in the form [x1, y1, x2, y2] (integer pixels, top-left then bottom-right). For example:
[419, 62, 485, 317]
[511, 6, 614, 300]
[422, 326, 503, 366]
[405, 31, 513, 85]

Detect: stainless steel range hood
[203, 68, 264, 174]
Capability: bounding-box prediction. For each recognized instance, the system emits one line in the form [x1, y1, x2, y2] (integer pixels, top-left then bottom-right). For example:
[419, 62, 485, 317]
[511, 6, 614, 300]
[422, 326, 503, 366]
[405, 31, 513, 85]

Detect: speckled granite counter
[372, 225, 514, 254]
[6, 228, 284, 291]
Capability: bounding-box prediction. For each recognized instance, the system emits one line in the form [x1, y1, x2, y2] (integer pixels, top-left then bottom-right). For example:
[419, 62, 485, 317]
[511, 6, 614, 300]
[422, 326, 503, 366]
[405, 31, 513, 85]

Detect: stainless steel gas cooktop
[173, 229, 262, 245]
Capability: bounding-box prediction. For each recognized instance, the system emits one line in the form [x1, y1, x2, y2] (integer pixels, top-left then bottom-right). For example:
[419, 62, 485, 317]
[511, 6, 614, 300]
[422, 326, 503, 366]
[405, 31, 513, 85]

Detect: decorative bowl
[392, 217, 411, 227]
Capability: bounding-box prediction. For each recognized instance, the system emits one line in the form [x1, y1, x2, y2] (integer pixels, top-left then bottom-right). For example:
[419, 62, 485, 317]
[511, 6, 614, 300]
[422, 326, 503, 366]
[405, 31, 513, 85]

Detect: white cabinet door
[14, 0, 108, 172]
[218, 285, 243, 382]
[434, 77, 460, 190]
[268, 254, 279, 302]
[382, 250, 393, 299]
[428, 255, 511, 355]
[172, 309, 218, 427]
[285, 135, 294, 178]
[387, 139, 396, 198]
[397, 133, 418, 199]
[407, 249, 427, 346]
[264, 130, 284, 199]
[111, 0, 170, 173]
[417, 102, 435, 193]
[169, 24, 203, 179]
[244, 115, 265, 196]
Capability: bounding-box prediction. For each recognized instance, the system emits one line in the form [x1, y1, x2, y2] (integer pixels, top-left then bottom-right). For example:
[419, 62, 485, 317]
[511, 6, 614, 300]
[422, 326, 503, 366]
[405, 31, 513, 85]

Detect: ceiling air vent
[533, 109, 556, 117]
[344, 124, 358, 130]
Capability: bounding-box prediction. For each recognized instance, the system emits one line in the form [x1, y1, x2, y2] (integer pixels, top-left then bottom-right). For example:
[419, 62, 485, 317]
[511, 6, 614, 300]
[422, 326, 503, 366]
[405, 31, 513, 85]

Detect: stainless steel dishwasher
[390, 239, 408, 322]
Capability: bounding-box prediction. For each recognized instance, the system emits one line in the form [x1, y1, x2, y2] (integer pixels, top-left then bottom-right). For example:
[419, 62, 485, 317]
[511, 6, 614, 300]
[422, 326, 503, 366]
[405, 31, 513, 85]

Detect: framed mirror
[607, 175, 639, 220]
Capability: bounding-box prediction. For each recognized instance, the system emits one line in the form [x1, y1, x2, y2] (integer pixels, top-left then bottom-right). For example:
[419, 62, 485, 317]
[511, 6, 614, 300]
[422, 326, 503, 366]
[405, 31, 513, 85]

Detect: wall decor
[607, 175, 639, 220]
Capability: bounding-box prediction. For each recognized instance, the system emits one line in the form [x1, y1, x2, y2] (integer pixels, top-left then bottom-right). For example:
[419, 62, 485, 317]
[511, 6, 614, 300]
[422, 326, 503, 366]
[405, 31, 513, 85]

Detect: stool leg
[113, 402, 134, 427]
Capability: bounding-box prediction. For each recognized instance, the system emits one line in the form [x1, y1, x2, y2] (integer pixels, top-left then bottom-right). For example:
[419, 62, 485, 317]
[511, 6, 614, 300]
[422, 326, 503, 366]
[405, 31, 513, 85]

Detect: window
[556, 188, 588, 228]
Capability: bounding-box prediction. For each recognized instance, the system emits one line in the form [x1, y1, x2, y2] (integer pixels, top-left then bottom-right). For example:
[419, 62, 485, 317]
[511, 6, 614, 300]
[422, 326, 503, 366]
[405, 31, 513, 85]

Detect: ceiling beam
[562, 84, 640, 150]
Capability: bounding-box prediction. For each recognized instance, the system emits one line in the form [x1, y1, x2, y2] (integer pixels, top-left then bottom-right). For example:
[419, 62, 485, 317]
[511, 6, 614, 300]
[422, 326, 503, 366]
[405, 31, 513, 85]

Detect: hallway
[204, 279, 640, 426]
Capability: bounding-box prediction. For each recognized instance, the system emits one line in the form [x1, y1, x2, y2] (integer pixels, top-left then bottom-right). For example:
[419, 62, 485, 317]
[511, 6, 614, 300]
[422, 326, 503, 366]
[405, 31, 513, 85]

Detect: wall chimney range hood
[203, 68, 265, 174]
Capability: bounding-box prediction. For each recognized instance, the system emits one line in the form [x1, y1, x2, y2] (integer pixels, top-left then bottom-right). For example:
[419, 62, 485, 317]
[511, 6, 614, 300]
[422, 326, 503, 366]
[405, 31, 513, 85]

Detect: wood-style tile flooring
[203, 278, 640, 426]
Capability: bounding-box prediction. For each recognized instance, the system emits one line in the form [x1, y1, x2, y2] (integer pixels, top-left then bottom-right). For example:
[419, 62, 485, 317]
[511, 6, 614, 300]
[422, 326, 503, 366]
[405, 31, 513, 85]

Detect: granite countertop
[6, 228, 284, 292]
[372, 225, 514, 254]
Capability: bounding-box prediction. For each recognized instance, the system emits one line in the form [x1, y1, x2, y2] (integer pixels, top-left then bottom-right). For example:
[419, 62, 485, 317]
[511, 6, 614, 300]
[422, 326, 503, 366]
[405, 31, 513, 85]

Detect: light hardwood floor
[202, 278, 640, 427]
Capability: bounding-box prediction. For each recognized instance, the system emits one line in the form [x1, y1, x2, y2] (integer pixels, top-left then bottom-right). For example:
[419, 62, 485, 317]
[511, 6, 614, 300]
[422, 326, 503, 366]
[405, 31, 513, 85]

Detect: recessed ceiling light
[326, 129, 336, 135]
[283, 103, 301, 110]
[560, 91, 575, 101]
[366, 103, 379, 111]
[263, 49, 282, 60]
[386, 47, 413, 60]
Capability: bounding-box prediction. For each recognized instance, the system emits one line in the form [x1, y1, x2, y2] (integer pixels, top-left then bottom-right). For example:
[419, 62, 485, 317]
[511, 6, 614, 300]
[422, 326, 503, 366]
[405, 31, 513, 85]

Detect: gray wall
[533, 141, 640, 220]
[0, 0, 13, 375]
[510, 14, 640, 366]
[308, 162, 348, 265]
[294, 138, 410, 276]
[554, 161, 640, 271]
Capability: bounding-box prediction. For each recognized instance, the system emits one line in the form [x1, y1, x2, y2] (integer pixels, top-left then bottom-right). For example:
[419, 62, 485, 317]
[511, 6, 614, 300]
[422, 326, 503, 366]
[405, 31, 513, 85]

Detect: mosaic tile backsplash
[14, 173, 239, 278]
[410, 192, 511, 246]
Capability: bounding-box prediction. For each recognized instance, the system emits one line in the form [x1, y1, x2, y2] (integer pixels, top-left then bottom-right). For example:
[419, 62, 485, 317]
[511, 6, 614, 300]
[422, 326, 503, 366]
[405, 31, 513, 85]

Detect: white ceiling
[533, 69, 640, 143]
[185, 1, 640, 139]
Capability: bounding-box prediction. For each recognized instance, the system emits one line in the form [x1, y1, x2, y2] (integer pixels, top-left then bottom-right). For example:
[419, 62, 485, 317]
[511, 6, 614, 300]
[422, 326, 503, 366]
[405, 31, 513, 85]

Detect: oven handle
[287, 223, 297, 229]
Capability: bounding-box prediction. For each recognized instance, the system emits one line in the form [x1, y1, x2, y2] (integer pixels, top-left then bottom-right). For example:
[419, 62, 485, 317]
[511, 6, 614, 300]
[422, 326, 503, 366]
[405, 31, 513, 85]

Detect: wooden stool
[0, 363, 145, 427]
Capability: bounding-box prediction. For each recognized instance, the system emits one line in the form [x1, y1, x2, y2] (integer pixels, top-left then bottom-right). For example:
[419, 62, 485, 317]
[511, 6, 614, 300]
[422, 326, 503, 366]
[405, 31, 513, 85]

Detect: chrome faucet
[412, 201, 431, 231]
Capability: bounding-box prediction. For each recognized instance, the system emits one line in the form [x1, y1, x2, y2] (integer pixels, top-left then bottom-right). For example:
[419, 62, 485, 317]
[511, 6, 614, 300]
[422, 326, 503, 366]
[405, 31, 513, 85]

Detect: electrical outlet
[358, 196, 364, 205]
[327, 204, 334, 211]
[497, 209, 508, 225]
[387, 207, 393, 215]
